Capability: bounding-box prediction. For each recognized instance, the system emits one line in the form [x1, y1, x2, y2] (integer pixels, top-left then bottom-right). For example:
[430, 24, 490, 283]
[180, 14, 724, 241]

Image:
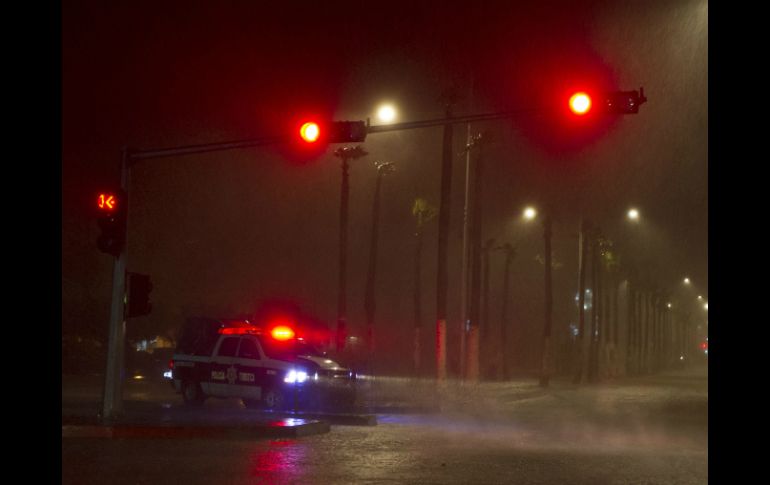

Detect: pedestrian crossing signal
[96, 190, 126, 257]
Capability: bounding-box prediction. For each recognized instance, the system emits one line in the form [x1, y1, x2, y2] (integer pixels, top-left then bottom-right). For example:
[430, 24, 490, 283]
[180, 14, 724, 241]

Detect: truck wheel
[182, 381, 206, 406]
[262, 387, 285, 411]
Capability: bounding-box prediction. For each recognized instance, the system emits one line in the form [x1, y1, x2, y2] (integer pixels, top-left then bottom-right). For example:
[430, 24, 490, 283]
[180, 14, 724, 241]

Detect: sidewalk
[61, 372, 386, 438]
[62, 398, 332, 439]
[62, 375, 333, 439]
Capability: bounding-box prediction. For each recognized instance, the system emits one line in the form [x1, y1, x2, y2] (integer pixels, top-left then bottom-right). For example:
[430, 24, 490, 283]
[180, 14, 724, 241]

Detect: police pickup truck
[170, 317, 356, 411]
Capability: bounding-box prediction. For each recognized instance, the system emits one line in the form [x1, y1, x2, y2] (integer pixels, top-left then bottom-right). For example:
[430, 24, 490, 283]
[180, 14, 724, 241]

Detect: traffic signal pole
[102, 147, 130, 422]
[99, 137, 286, 422]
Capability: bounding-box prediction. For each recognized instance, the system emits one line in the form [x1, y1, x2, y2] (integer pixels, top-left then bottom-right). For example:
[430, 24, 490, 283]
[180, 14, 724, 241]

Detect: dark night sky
[62, 1, 708, 372]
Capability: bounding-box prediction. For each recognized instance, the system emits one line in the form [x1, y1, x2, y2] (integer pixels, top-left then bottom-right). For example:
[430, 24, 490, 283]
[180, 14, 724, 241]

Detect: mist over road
[63, 365, 707, 484]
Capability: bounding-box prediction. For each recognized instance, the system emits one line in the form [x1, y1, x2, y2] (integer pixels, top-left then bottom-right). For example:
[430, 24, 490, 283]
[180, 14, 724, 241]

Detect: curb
[364, 405, 440, 415]
[298, 413, 378, 426]
[62, 420, 330, 439]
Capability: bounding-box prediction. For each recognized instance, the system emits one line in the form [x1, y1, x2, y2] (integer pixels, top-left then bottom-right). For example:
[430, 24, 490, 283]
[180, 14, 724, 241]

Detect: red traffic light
[569, 92, 592, 115]
[299, 122, 320, 143]
[297, 120, 368, 144]
[566, 88, 647, 116]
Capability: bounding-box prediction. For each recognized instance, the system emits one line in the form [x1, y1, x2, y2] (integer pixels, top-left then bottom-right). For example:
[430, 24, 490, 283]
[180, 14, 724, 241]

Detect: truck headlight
[284, 369, 309, 384]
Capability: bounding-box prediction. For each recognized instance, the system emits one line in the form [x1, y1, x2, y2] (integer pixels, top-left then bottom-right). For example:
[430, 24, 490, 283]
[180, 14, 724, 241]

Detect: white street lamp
[523, 206, 537, 221]
[376, 104, 397, 123]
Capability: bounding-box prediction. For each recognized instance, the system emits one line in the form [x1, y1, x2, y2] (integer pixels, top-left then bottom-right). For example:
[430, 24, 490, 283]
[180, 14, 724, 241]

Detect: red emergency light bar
[217, 320, 297, 340]
[271, 325, 295, 341]
[218, 321, 262, 335]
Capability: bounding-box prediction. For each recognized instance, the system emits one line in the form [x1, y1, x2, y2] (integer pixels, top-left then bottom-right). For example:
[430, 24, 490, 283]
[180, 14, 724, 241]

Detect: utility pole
[459, 76, 474, 380]
[466, 132, 485, 383]
[459, 123, 473, 380]
[435, 102, 454, 382]
[334, 145, 368, 354]
[364, 161, 394, 368]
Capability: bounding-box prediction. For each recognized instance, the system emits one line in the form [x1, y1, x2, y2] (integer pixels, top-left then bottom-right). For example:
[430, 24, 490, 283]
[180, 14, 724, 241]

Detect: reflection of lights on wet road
[265, 418, 313, 427]
[249, 439, 303, 478]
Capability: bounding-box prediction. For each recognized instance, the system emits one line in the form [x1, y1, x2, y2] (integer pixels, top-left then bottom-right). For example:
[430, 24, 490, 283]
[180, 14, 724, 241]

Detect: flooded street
[63, 366, 707, 484]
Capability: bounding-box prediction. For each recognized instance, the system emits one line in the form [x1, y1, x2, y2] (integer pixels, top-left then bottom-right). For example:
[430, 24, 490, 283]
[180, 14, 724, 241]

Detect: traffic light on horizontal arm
[567, 88, 648, 116]
[603, 88, 647, 114]
[298, 120, 368, 144]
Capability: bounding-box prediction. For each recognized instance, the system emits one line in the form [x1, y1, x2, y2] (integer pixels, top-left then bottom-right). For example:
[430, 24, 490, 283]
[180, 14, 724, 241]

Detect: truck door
[209, 336, 240, 398]
[234, 336, 265, 401]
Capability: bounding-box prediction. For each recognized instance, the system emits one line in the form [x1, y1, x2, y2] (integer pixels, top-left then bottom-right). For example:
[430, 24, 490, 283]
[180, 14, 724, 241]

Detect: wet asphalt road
[62, 367, 707, 484]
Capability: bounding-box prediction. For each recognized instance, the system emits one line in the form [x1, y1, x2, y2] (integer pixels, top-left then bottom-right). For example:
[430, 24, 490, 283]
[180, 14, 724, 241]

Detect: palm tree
[595, 235, 617, 380]
[411, 197, 437, 376]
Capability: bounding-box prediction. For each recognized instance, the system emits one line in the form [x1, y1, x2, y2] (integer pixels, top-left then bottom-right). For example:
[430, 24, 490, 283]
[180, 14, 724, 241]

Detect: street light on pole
[510, 203, 555, 387]
[524, 206, 537, 221]
[493, 206, 538, 381]
[376, 103, 397, 124]
[333, 145, 368, 354]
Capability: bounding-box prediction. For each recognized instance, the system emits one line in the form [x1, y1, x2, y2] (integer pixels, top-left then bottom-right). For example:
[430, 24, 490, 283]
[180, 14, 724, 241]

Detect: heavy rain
[62, 1, 709, 483]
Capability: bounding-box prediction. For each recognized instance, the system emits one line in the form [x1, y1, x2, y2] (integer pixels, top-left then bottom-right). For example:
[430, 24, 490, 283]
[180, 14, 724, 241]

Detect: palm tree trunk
[499, 246, 514, 380]
[482, 238, 494, 379]
[575, 219, 589, 384]
[588, 235, 599, 382]
[539, 215, 553, 387]
[364, 171, 384, 363]
[413, 228, 423, 375]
